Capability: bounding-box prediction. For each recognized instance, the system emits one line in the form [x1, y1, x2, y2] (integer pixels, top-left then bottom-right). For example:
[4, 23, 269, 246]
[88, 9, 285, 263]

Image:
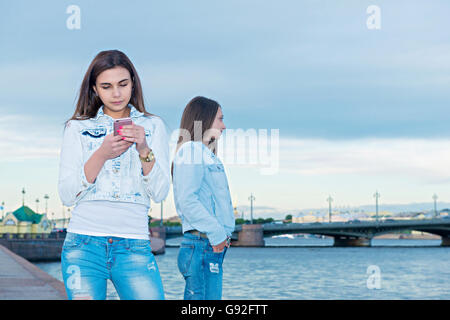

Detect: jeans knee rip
[209, 263, 220, 273]
[147, 261, 157, 272]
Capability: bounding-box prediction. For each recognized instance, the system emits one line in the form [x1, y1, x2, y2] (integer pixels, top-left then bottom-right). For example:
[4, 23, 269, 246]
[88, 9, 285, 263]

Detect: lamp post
[35, 198, 40, 213]
[62, 206, 66, 229]
[44, 194, 49, 217]
[373, 191, 380, 223]
[248, 193, 255, 224]
[432, 194, 438, 218]
[66, 208, 71, 228]
[1, 201, 4, 220]
[22, 188, 26, 206]
[326, 195, 333, 223]
[160, 200, 164, 227]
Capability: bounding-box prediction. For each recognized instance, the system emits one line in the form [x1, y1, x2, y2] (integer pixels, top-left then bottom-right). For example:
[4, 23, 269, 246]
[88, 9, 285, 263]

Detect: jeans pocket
[177, 244, 195, 277]
[63, 233, 85, 249]
[128, 239, 152, 254]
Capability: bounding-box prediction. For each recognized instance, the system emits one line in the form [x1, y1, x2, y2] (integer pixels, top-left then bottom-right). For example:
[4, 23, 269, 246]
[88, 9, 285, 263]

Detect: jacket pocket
[81, 127, 107, 138]
[207, 163, 228, 190]
[81, 127, 107, 152]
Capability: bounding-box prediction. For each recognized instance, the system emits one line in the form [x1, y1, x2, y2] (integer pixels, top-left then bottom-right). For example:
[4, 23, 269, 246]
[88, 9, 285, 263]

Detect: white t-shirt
[67, 200, 150, 240]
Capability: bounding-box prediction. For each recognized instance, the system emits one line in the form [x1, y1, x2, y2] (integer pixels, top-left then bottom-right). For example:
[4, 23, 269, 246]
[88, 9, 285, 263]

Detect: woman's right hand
[212, 238, 229, 253]
[97, 134, 133, 160]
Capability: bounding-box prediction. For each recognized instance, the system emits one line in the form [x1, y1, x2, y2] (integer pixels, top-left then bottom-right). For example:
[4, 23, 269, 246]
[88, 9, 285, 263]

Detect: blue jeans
[61, 232, 165, 300]
[177, 232, 228, 300]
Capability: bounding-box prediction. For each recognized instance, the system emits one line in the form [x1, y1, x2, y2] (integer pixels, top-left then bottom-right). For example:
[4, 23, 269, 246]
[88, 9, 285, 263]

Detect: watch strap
[139, 149, 155, 162]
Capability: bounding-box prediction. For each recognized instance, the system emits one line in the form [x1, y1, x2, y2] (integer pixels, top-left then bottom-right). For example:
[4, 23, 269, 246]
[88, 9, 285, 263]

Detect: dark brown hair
[171, 96, 221, 176]
[68, 50, 152, 121]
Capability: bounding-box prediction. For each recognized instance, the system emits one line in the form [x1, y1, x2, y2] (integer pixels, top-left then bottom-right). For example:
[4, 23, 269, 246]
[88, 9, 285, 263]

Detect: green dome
[12, 206, 44, 224]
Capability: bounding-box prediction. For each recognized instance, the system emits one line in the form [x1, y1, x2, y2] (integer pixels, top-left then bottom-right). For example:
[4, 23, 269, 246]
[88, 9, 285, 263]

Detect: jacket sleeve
[140, 117, 171, 203]
[57, 120, 96, 207]
[172, 143, 228, 246]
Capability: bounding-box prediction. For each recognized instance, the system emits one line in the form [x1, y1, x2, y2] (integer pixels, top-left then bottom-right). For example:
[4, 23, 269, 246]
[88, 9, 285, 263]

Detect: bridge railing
[0, 232, 67, 240]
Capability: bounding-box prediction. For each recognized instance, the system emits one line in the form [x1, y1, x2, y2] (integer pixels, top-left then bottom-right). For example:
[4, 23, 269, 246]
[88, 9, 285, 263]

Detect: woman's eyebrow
[99, 78, 130, 85]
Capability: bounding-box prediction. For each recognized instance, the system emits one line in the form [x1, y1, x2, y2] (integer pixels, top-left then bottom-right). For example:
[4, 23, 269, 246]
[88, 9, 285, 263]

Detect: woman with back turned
[172, 96, 235, 300]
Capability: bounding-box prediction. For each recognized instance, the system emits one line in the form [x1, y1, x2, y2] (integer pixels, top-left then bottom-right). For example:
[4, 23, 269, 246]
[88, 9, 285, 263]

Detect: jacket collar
[94, 104, 144, 121]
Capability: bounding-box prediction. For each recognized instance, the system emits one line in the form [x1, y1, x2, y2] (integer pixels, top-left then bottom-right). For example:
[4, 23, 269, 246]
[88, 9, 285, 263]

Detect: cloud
[277, 138, 450, 184]
[0, 113, 60, 161]
[2, 109, 449, 188]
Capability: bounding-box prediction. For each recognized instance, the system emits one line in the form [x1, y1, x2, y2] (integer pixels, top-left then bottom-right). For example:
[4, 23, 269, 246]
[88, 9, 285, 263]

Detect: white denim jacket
[58, 105, 171, 207]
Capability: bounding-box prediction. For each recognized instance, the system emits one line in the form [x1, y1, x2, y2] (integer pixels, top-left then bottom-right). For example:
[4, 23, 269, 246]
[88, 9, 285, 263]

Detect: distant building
[151, 215, 182, 225]
[0, 206, 52, 234]
[167, 216, 182, 223]
[233, 207, 240, 219]
[293, 215, 323, 223]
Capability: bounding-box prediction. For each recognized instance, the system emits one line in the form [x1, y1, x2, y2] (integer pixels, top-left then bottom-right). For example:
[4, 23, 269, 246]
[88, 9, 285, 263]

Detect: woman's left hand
[118, 123, 149, 153]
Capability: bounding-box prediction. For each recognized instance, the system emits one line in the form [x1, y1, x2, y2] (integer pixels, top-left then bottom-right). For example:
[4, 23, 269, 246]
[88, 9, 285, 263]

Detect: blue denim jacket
[58, 105, 171, 207]
[172, 141, 235, 246]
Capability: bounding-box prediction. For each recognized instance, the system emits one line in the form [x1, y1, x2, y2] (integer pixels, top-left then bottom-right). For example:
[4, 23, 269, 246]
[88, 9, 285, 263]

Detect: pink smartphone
[113, 118, 132, 136]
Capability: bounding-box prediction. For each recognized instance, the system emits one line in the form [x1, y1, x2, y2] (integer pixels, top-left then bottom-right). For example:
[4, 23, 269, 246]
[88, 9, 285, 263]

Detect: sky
[1, 0, 450, 220]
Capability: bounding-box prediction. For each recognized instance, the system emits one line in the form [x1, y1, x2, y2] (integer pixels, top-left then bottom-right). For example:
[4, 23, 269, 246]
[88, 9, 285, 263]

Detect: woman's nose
[113, 87, 121, 97]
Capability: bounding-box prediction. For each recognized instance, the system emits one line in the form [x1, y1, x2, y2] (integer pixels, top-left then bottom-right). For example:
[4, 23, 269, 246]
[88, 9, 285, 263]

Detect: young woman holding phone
[58, 50, 170, 300]
[172, 96, 235, 300]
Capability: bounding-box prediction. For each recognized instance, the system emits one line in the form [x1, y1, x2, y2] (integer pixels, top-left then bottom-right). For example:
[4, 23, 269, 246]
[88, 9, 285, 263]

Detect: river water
[35, 237, 450, 300]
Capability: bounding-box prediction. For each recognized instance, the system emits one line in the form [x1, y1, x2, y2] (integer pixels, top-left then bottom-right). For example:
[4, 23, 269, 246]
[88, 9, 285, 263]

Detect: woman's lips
[112, 101, 123, 105]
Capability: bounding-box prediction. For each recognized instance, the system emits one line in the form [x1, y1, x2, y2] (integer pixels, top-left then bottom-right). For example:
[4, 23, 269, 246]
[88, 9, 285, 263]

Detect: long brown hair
[171, 96, 221, 176]
[69, 50, 152, 121]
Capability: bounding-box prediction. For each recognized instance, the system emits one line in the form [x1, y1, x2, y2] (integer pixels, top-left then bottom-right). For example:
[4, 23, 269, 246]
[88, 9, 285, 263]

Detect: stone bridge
[165, 218, 450, 247]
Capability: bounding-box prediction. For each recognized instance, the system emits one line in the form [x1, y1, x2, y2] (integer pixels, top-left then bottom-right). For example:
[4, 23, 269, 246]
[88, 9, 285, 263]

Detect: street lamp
[160, 200, 164, 227]
[66, 208, 71, 228]
[432, 194, 438, 218]
[44, 194, 49, 216]
[373, 191, 380, 223]
[248, 193, 255, 224]
[326, 195, 333, 223]
[62, 206, 66, 229]
[22, 188, 26, 206]
[35, 198, 40, 213]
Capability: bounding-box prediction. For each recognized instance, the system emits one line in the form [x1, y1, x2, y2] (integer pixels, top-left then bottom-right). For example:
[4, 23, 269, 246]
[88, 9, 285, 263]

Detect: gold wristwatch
[139, 149, 155, 162]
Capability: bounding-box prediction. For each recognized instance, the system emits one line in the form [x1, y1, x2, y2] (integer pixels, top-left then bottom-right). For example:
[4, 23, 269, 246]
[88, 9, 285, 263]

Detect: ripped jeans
[61, 232, 165, 300]
[177, 232, 228, 300]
